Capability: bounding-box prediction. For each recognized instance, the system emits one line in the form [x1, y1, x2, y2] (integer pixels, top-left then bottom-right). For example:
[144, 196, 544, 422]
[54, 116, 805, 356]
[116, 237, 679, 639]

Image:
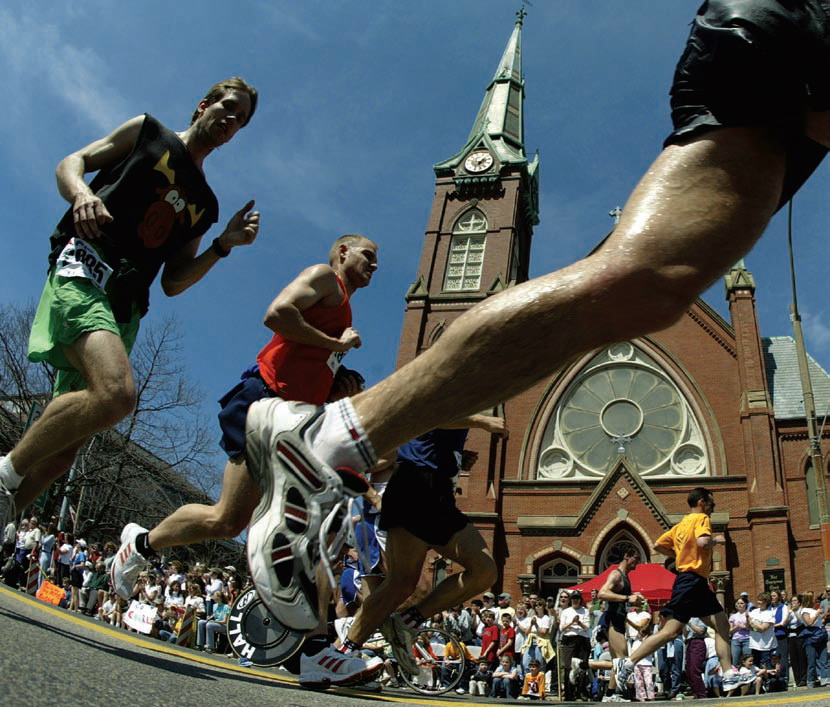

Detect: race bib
[326, 349, 347, 375]
[55, 237, 113, 291]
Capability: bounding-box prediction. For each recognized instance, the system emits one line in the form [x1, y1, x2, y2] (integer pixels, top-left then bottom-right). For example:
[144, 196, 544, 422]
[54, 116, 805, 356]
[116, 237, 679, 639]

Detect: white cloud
[0, 7, 128, 134]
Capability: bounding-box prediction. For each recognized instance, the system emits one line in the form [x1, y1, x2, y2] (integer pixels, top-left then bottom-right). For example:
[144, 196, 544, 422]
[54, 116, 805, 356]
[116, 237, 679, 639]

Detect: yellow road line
[0, 585, 479, 705]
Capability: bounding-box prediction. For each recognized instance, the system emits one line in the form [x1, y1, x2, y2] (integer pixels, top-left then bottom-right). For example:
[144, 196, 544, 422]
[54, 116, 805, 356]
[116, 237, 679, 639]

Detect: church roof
[763, 336, 830, 421]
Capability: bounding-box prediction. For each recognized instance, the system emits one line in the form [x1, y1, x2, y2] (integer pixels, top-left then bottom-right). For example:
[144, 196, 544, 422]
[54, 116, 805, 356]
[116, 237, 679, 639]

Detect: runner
[612, 488, 739, 694]
[0, 78, 260, 527]
[307, 416, 507, 683]
[245, 0, 830, 643]
[111, 233, 381, 687]
[597, 547, 645, 698]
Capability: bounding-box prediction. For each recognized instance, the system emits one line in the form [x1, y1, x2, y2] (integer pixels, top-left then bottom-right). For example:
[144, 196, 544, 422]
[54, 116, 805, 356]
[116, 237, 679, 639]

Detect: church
[394, 11, 830, 606]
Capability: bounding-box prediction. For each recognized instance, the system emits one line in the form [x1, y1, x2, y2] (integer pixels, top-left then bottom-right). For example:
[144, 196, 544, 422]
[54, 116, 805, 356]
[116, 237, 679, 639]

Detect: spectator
[56, 533, 73, 586]
[68, 539, 87, 611]
[703, 634, 722, 697]
[631, 627, 656, 701]
[797, 591, 829, 687]
[82, 561, 110, 616]
[728, 596, 750, 668]
[490, 654, 520, 698]
[469, 658, 492, 696]
[519, 658, 546, 700]
[1, 517, 14, 562]
[497, 592, 515, 623]
[765, 651, 788, 692]
[520, 599, 553, 673]
[770, 589, 790, 687]
[559, 590, 591, 701]
[480, 610, 500, 671]
[730, 653, 763, 696]
[496, 612, 516, 665]
[197, 591, 230, 653]
[749, 592, 777, 670]
[685, 617, 708, 699]
[38, 521, 57, 588]
[788, 594, 808, 687]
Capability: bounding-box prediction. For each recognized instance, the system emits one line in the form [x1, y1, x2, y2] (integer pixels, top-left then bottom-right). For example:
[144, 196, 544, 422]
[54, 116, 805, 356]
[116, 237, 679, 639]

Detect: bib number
[55, 237, 113, 291]
[326, 349, 347, 375]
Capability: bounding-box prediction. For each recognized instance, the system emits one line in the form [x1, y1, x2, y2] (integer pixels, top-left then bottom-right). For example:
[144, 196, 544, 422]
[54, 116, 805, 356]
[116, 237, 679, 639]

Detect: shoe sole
[245, 399, 343, 631]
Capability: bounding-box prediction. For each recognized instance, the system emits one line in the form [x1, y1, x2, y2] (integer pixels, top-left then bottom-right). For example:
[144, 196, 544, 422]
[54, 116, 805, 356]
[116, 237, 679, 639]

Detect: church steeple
[397, 10, 539, 369]
[433, 9, 539, 224]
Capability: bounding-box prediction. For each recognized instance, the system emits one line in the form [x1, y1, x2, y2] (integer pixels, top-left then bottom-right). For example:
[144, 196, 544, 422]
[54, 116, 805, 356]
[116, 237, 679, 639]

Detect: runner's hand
[220, 199, 260, 248]
[337, 326, 362, 351]
[73, 192, 113, 239]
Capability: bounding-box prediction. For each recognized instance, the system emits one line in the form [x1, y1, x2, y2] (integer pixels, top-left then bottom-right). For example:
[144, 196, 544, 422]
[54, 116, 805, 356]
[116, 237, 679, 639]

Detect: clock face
[464, 151, 493, 173]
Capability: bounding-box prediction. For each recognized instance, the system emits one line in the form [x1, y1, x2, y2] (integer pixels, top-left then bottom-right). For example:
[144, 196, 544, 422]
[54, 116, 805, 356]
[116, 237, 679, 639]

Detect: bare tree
[0, 302, 237, 566]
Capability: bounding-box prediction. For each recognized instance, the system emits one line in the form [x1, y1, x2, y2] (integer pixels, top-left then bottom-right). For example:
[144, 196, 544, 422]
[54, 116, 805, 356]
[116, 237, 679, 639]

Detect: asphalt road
[3, 584, 830, 707]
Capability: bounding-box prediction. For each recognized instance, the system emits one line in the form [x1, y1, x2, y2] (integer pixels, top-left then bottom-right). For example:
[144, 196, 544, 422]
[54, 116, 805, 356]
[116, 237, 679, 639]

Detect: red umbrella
[565, 563, 676, 608]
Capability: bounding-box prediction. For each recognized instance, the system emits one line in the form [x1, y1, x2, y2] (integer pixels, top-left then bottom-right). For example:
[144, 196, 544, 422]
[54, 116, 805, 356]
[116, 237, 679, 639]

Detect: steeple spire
[466, 8, 526, 155]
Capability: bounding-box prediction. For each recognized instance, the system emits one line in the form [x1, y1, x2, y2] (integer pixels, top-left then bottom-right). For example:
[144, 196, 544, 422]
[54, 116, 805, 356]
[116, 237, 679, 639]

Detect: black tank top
[50, 114, 219, 320]
[605, 568, 631, 624]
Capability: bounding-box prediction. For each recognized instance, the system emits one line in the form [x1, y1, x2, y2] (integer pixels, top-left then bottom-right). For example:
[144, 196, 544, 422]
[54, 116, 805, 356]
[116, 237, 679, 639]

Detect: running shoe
[602, 694, 631, 702]
[569, 657, 583, 685]
[614, 657, 634, 694]
[110, 523, 149, 599]
[246, 399, 366, 631]
[381, 612, 419, 675]
[298, 645, 383, 688]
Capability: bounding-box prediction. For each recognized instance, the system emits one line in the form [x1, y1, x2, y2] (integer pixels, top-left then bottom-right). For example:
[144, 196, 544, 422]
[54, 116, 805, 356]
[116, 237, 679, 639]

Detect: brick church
[394, 13, 830, 606]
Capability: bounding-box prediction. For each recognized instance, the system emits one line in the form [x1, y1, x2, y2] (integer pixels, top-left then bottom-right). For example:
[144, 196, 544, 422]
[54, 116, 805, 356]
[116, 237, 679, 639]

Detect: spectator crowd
[5, 514, 830, 699]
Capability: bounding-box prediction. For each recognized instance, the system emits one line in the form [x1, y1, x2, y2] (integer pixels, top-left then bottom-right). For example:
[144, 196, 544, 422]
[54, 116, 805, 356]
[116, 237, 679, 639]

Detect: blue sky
[3, 1, 830, 462]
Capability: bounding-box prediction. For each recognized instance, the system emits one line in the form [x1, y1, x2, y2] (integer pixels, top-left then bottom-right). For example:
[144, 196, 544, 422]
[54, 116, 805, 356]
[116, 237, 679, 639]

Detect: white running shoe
[110, 523, 149, 599]
[569, 656, 583, 685]
[246, 399, 366, 631]
[602, 694, 631, 702]
[381, 612, 419, 675]
[721, 667, 740, 691]
[299, 645, 383, 688]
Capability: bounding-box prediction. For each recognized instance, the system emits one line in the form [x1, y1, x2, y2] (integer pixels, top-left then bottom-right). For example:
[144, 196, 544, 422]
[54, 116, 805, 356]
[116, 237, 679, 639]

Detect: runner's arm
[160, 200, 259, 296]
[262, 264, 360, 351]
[56, 115, 145, 239]
[444, 413, 509, 439]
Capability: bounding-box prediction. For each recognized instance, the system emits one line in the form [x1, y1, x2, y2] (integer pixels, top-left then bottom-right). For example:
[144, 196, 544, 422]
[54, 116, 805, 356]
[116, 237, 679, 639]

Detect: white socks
[0, 455, 23, 492]
[305, 398, 376, 474]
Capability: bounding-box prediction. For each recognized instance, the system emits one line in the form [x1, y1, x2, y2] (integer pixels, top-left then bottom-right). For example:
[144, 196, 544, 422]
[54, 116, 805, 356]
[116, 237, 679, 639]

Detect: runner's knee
[208, 506, 249, 539]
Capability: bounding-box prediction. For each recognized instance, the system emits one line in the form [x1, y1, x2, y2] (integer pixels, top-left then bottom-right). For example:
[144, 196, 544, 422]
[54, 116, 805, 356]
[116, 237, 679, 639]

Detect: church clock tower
[396, 9, 539, 368]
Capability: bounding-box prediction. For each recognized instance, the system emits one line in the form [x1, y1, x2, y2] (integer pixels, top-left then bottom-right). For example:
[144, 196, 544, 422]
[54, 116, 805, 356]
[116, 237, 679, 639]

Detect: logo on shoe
[277, 440, 326, 491]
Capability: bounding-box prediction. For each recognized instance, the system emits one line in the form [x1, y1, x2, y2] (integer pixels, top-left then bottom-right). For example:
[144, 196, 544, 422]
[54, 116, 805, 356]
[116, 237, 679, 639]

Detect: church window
[538, 556, 579, 598]
[536, 344, 709, 479]
[445, 209, 487, 291]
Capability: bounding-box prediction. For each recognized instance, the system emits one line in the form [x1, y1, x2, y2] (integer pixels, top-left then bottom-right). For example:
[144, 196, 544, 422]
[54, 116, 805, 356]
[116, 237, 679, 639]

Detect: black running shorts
[666, 0, 830, 205]
[379, 461, 468, 547]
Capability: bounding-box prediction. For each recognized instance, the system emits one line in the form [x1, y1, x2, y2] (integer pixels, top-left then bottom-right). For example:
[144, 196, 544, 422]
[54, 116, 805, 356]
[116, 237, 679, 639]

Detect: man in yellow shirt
[612, 488, 739, 698]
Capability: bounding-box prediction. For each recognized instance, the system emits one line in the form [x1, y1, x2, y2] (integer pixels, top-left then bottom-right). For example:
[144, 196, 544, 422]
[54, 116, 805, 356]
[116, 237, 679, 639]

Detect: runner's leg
[347, 128, 787, 460]
[11, 330, 135, 474]
[147, 458, 259, 549]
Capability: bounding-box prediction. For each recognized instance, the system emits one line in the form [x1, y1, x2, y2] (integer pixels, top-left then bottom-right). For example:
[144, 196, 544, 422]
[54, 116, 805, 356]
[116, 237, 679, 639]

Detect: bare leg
[628, 619, 685, 664]
[14, 444, 83, 510]
[415, 523, 497, 619]
[351, 128, 787, 455]
[607, 625, 628, 690]
[701, 611, 734, 672]
[347, 527, 428, 646]
[10, 330, 135, 477]
[147, 457, 259, 549]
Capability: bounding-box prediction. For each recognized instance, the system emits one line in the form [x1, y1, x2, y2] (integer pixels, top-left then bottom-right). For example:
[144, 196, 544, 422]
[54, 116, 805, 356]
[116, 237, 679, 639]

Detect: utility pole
[788, 208, 830, 583]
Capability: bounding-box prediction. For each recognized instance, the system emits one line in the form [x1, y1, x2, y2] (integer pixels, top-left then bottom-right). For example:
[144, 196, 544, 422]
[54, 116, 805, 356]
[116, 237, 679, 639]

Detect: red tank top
[256, 274, 351, 406]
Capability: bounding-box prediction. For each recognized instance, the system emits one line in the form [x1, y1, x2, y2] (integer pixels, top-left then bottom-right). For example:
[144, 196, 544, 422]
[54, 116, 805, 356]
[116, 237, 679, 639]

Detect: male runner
[597, 547, 645, 697]
[111, 234, 381, 686]
[612, 488, 739, 693]
[0, 78, 260, 526]
[244, 0, 830, 636]
[301, 416, 508, 684]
